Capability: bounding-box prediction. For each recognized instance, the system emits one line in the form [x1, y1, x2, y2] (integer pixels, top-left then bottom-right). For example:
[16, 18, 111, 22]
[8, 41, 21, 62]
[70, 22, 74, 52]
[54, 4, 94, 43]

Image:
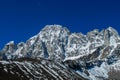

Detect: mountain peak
[39, 25, 70, 34]
[107, 26, 116, 31]
[106, 26, 119, 36]
[6, 41, 14, 46]
[42, 24, 63, 29]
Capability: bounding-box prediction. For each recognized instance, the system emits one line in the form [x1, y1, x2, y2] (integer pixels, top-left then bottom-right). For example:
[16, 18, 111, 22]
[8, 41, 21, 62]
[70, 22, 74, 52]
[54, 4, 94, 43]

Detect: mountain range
[0, 25, 120, 80]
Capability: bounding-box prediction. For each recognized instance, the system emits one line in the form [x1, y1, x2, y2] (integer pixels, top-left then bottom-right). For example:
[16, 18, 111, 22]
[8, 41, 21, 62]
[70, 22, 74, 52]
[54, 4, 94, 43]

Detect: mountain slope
[0, 25, 120, 80]
[0, 58, 85, 80]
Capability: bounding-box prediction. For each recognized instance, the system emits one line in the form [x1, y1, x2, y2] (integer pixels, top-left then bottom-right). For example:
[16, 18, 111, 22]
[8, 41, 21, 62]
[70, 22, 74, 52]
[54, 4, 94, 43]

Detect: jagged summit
[40, 25, 69, 32]
[1, 25, 120, 80]
[2, 25, 120, 61]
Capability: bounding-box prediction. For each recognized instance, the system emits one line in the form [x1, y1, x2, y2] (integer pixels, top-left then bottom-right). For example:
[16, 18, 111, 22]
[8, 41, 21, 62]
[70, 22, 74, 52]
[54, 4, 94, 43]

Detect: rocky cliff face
[0, 25, 120, 80]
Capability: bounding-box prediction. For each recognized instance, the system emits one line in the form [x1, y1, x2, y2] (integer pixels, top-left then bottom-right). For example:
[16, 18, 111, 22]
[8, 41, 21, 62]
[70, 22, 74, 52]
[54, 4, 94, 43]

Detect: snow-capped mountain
[0, 25, 120, 80]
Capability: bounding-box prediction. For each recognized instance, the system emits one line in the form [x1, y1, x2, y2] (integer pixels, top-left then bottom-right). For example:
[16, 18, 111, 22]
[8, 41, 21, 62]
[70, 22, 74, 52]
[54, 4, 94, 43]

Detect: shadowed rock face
[0, 25, 120, 80]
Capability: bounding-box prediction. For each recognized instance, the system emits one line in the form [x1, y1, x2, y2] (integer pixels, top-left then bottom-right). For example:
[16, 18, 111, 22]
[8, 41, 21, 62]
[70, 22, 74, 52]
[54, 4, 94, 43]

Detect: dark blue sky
[0, 0, 120, 49]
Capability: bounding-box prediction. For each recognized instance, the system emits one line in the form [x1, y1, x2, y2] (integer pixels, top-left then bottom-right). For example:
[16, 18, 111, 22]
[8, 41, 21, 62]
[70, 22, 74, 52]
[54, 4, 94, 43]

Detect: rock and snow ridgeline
[0, 25, 120, 80]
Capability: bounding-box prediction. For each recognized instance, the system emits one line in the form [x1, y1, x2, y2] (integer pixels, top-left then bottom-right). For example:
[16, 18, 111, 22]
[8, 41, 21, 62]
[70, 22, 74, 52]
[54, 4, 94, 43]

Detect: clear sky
[0, 0, 120, 49]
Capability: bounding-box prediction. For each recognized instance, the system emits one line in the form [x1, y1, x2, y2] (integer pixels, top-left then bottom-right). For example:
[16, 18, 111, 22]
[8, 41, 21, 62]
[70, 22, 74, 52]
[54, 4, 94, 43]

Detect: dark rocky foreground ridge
[0, 25, 120, 80]
[0, 58, 86, 80]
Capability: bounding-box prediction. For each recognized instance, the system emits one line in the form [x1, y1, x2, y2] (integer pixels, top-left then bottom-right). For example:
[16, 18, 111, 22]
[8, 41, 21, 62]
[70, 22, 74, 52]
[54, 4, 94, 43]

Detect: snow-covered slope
[0, 57, 85, 80]
[0, 25, 120, 80]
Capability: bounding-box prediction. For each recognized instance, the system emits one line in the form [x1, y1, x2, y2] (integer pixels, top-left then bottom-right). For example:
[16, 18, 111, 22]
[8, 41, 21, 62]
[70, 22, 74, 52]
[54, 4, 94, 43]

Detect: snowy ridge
[0, 25, 120, 80]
